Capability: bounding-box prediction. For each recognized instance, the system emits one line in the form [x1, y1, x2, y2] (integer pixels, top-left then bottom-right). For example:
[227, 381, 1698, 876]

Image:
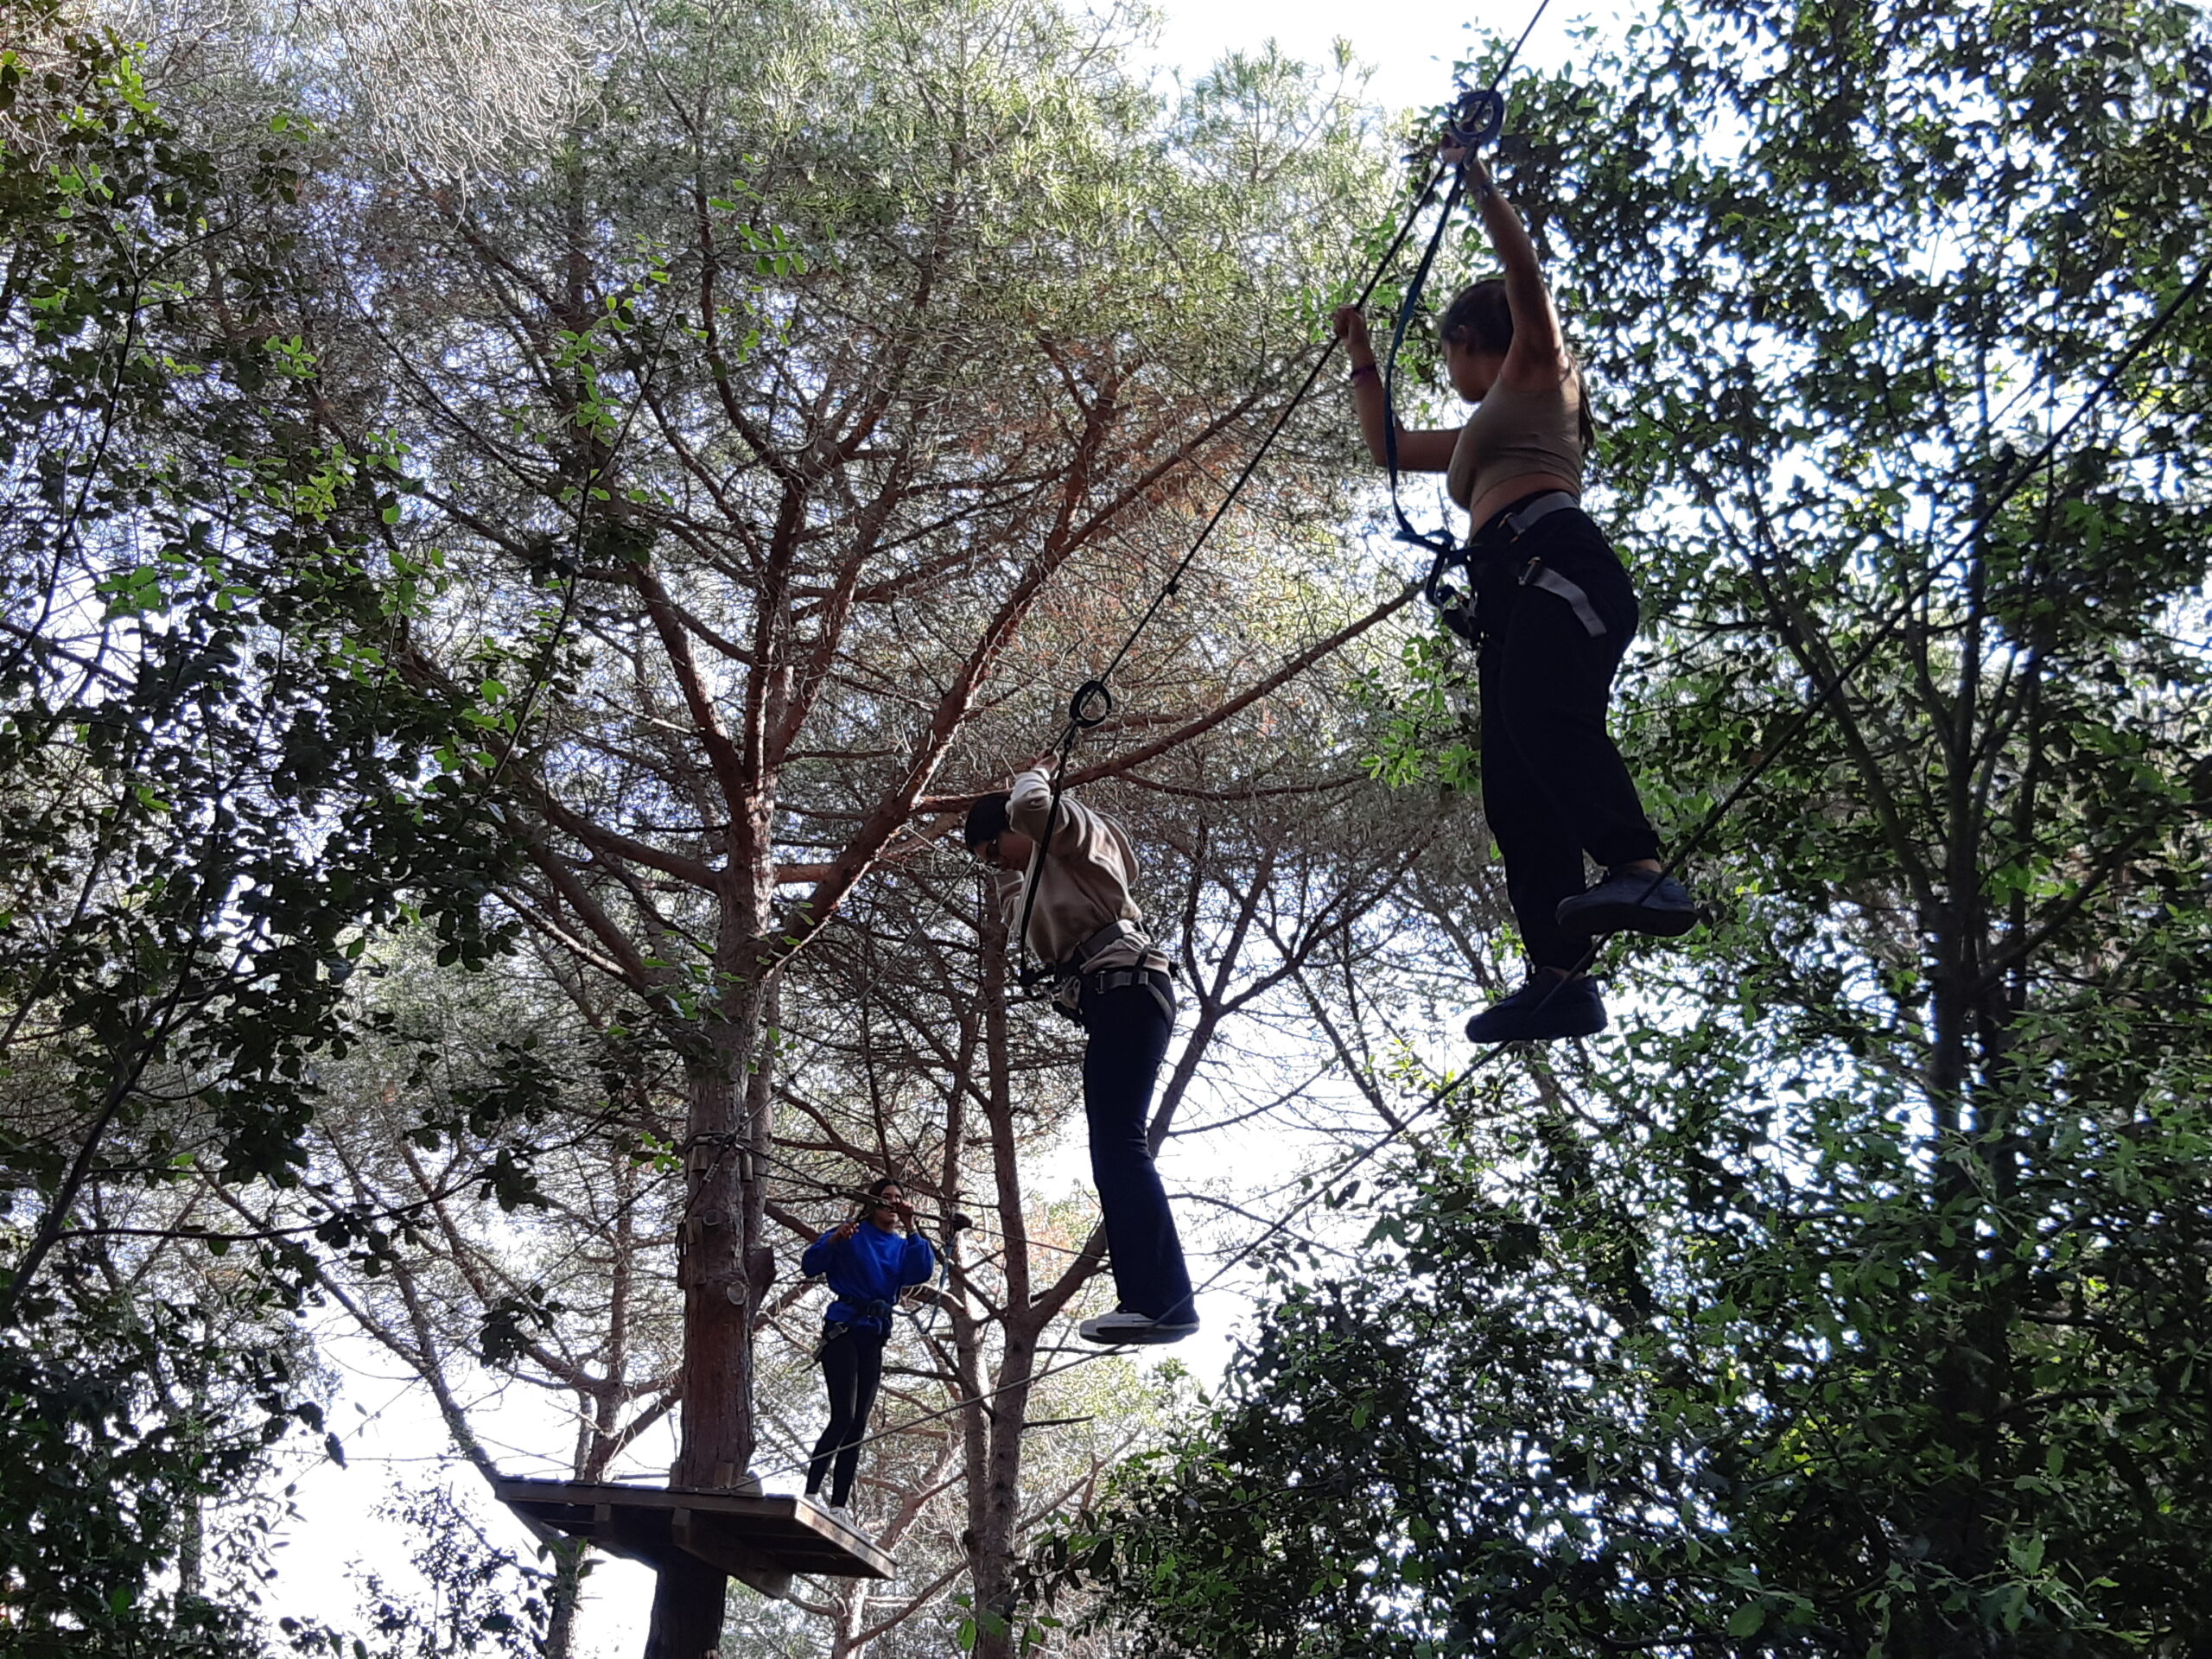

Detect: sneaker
[1464, 973, 1606, 1043]
[1077, 1306, 1200, 1345]
[1555, 868, 1700, 939]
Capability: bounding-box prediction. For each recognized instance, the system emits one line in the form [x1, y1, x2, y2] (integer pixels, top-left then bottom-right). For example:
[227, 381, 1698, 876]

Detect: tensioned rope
[781, 244, 2212, 1494]
[1006, 9, 1554, 982]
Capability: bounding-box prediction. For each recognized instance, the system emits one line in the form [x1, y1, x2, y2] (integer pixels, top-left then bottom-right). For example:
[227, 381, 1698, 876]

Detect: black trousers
[1078, 977, 1195, 1324]
[806, 1323, 887, 1505]
[1472, 502, 1662, 971]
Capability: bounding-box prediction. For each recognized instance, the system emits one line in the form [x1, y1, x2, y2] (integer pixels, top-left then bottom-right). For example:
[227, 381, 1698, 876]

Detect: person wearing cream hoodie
[964, 767, 1196, 1345]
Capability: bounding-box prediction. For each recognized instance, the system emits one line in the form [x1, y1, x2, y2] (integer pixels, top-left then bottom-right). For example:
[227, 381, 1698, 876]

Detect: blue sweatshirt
[801, 1221, 935, 1332]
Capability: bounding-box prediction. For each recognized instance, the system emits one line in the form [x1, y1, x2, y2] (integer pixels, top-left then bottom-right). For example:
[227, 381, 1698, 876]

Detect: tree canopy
[6, 0, 2212, 1653]
[1042, 0, 2212, 1653]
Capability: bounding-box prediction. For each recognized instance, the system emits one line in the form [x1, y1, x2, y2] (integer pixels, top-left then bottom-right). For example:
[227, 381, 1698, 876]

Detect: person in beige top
[1332, 143, 1698, 1043]
[963, 767, 1194, 1345]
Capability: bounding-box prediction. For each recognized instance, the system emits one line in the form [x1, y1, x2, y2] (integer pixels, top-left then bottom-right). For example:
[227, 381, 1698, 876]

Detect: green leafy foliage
[282, 1483, 557, 1659]
[0, 5, 543, 1645]
[1043, 0, 2212, 1652]
[0, 1281, 305, 1656]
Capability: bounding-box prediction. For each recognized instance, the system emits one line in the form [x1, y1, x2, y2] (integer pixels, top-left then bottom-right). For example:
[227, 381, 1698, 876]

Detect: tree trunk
[968, 1332, 1038, 1659]
[645, 1563, 728, 1659]
[543, 1537, 587, 1659]
[649, 956, 774, 1656]
[969, 899, 1041, 1659]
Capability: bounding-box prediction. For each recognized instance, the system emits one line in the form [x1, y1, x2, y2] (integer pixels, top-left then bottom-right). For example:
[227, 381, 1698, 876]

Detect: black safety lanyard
[1379, 84, 1508, 610]
[1382, 161, 1476, 579]
[1007, 678, 1115, 995]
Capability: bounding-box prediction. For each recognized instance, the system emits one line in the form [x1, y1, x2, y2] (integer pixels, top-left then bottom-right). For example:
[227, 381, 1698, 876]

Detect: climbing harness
[1429, 489, 1601, 645]
[814, 1300, 894, 1360]
[1027, 918, 1176, 1024]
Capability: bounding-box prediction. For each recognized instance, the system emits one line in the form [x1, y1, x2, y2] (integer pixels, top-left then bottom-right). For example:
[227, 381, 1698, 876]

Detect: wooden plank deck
[493, 1478, 897, 1601]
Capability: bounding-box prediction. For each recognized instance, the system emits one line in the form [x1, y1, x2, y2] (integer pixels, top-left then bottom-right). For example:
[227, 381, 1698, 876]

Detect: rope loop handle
[1067, 678, 1114, 729]
[1446, 86, 1506, 153]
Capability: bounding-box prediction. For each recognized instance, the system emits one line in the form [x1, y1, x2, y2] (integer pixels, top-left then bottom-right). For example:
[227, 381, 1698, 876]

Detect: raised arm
[1332, 307, 1460, 472]
[1007, 766, 1097, 854]
[1460, 151, 1570, 391]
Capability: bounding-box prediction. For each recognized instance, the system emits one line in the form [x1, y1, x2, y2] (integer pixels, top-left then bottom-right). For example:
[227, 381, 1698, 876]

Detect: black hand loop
[1447, 86, 1505, 152]
[1068, 678, 1113, 729]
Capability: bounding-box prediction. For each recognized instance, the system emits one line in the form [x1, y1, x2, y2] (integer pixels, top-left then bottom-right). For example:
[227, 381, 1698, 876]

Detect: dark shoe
[1078, 1306, 1200, 1345]
[1464, 974, 1606, 1043]
[1555, 868, 1700, 938]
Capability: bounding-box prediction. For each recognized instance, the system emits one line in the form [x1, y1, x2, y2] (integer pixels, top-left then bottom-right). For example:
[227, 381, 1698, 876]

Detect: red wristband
[1350, 362, 1380, 385]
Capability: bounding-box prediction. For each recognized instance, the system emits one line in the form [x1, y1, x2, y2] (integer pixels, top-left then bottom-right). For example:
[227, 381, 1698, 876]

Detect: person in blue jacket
[799, 1177, 935, 1519]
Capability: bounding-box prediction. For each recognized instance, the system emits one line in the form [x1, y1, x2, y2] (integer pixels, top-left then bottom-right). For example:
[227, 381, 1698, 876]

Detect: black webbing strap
[1008, 677, 1113, 994]
[1382, 159, 1476, 588]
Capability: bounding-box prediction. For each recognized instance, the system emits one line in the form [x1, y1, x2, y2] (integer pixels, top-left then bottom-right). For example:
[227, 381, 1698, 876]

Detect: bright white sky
[1148, 0, 1593, 118]
[260, 2, 1618, 1651]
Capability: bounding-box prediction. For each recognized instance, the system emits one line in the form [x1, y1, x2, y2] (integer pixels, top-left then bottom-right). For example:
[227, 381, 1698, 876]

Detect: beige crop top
[1446, 372, 1586, 512]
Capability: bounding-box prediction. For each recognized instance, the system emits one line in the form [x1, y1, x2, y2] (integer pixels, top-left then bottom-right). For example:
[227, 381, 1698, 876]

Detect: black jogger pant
[1077, 976, 1195, 1325]
[806, 1322, 887, 1506]
[1471, 500, 1662, 971]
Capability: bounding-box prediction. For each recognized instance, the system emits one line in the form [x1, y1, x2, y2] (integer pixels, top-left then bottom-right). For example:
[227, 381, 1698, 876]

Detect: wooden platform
[493, 1478, 896, 1601]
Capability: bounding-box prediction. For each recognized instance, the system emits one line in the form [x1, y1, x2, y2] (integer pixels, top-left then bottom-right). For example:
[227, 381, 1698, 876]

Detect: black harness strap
[1382, 159, 1476, 579]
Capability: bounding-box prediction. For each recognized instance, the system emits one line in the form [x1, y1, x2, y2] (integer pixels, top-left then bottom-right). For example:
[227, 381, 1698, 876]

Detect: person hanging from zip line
[965, 763, 1198, 1345]
[1332, 138, 1698, 1043]
[799, 1176, 934, 1522]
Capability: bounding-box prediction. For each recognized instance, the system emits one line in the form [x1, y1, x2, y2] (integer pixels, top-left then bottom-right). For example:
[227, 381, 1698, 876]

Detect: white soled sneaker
[1077, 1306, 1199, 1345]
